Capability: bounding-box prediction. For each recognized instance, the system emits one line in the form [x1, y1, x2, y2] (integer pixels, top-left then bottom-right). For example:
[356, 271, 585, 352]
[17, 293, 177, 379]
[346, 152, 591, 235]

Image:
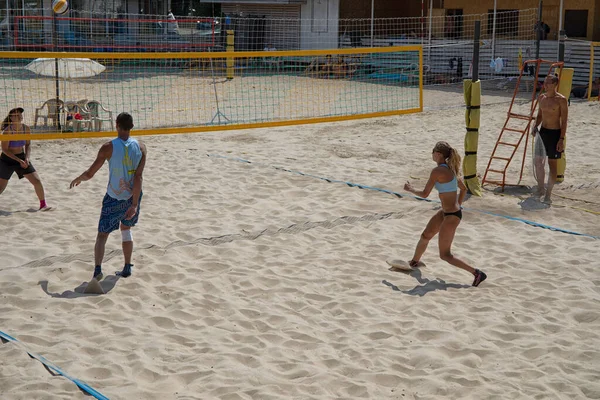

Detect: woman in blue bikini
[404, 141, 486, 287]
[0, 107, 51, 210]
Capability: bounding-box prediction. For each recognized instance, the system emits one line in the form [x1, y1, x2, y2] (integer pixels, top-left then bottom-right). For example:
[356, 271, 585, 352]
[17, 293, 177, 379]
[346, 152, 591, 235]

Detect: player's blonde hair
[433, 141, 461, 176]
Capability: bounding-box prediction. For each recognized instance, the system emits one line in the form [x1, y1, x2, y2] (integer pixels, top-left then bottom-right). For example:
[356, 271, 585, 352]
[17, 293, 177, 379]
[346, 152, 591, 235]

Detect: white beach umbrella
[25, 58, 106, 129]
[25, 58, 105, 79]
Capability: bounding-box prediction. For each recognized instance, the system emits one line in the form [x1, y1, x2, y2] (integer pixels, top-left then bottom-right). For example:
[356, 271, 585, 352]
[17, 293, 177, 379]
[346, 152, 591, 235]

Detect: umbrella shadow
[38, 276, 120, 298]
[382, 268, 470, 296]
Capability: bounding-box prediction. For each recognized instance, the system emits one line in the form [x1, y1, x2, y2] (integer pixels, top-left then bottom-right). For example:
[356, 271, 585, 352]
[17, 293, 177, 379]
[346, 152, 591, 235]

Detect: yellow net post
[462, 21, 482, 196]
[556, 67, 574, 183]
[226, 30, 235, 80]
[589, 42, 599, 101]
[463, 79, 482, 196]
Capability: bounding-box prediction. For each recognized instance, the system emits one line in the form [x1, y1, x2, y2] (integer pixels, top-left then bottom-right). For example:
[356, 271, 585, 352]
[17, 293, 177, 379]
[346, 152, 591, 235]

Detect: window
[564, 10, 588, 38]
[487, 9, 519, 37]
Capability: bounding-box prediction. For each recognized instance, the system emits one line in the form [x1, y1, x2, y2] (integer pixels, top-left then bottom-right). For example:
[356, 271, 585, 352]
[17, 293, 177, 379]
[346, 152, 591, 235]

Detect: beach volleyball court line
[206, 153, 599, 240]
[7, 212, 406, 271]
[0, 330, 109, 400]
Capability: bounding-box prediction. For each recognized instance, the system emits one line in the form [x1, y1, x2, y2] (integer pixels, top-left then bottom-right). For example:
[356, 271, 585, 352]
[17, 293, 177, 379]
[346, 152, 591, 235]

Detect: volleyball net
[1, 7, 540, 93]
[0, 46, 422, 141]
[12, 14, 219, 51]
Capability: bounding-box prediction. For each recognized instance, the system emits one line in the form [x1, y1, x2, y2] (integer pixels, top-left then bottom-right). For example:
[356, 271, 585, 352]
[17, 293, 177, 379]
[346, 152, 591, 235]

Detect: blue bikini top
[3, 126, 27, 148]
[434, 163, 458, 193]
[9, 140, 26, 148]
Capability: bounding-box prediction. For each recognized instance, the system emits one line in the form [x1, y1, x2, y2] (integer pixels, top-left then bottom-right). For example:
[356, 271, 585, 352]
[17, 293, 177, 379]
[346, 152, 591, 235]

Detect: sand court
[1, 89, 599, 399]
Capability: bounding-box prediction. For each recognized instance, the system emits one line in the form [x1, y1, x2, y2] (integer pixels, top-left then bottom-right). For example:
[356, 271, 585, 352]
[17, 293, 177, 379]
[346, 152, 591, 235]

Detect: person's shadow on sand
[38, 276, 120, 298]
[382, 268, 470, 296]
[519, 196, 551, 211]
[0, 208, 53, 216]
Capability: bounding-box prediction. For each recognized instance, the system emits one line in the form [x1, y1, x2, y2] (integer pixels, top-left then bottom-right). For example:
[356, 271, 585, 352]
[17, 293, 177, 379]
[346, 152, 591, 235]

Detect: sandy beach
[1, 86, 599, 399]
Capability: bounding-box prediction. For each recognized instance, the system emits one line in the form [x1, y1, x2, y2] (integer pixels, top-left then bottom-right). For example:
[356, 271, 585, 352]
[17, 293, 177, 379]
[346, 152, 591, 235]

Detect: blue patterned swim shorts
[98, 192, 142, 233]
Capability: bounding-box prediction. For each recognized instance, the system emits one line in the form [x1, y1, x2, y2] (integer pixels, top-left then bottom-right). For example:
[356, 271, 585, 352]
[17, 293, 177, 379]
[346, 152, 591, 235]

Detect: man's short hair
[546, 75, 559, 84]
[116, 112, 134, 130]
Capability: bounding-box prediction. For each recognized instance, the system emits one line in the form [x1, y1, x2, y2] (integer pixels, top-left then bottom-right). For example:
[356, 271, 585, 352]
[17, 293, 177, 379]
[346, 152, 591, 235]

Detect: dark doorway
[564, 10, 588, 38]
[445, 9, 463, 39]
[488, 10, 519, 37]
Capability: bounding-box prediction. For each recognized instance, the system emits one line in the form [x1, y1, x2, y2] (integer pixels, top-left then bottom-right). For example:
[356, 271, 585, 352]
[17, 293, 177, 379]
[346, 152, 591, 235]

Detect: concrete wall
[300, 0, 339, 49]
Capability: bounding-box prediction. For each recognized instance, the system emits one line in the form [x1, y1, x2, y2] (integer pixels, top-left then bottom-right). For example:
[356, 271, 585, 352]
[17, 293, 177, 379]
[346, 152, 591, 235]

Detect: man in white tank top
[70, 113, 147, 281]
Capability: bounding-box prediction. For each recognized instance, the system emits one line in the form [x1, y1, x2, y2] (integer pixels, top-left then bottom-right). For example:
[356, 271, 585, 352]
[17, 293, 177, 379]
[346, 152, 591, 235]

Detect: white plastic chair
[34, 99, 63, 128]
[86, 100, 114, 131]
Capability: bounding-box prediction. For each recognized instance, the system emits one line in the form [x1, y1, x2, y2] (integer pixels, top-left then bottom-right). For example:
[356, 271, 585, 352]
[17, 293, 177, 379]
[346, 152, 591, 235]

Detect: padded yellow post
[589, 43, 597, 101]
[463, 79, 482, 196]
[226, 30, 235, 80]
[556, 67, 573, 183]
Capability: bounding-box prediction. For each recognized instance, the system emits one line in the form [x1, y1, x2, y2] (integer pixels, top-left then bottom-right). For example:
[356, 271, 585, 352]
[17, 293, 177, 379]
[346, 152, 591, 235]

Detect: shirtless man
[531, 75, 568, 204]
[70, 113, 146, 280]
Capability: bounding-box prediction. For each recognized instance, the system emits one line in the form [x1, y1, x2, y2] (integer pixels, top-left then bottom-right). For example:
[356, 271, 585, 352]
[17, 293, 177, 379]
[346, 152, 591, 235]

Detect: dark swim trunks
[539, 127, 563, 159]
[0, 152, 36, 180]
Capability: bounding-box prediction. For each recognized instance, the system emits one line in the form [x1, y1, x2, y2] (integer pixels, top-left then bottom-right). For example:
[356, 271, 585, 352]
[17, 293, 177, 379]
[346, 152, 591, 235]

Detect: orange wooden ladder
[482, 59, 565, 191]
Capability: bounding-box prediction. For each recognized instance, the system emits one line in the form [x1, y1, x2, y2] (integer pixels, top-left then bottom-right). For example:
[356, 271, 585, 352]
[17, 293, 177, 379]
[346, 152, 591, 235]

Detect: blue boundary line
[207, 154, 599, 240]
[0, 330, 109, 400]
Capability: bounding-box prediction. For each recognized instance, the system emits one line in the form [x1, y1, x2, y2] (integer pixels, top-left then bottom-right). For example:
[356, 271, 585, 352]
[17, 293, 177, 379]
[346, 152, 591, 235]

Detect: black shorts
[539, 127, 563, 159]
[443, 209, 463, 220]
[0, 152, 36, 180]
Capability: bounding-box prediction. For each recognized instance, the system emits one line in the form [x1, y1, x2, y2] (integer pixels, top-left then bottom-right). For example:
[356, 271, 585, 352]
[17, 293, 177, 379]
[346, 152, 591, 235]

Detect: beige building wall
[444, 0, 598, 40]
